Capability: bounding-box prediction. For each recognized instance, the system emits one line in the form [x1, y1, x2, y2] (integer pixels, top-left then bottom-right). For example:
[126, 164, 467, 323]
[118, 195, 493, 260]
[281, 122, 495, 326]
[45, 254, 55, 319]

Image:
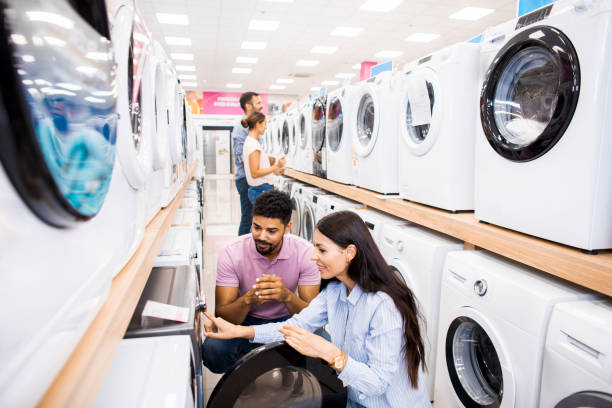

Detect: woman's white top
[243, 136, 277, 187]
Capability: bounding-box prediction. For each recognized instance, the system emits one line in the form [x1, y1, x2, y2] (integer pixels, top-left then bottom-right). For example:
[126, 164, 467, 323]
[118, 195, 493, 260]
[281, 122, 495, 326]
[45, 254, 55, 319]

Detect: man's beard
[255, 237, 282, 255]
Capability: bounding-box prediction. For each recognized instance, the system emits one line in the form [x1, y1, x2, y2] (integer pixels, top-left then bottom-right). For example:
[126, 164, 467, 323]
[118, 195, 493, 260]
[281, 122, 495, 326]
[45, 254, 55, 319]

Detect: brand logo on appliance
[515, 4, 552, 30]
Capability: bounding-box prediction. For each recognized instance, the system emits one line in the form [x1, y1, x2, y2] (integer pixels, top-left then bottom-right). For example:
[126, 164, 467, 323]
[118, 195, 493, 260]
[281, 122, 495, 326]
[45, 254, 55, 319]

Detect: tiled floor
[201, 174, 242, 404]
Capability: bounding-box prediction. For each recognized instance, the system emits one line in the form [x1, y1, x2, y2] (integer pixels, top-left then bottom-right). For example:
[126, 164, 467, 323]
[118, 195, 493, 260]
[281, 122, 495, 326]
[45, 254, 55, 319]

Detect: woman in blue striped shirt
[204, 210, 431, 407]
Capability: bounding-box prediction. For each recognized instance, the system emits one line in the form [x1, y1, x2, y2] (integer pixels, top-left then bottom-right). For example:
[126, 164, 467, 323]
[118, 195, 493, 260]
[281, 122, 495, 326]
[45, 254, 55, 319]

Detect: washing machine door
[290, 196, 301, 236]
[326, 94, 344, 153]
[301, 203, 316, 242]
[312, 97, 326, 153]
[282, 120, 290, 155]
[480, 25, 580, 162]
[388, 259, 416, 290]
[299, 111, 308, 150]
[444, 307, 515, 408]
[207, 342, 347, 408]
[400, 67, 441, 156]
[554, 391, 612, 408]
[353, 81, 380, 157]
[0, 0, 117, 227]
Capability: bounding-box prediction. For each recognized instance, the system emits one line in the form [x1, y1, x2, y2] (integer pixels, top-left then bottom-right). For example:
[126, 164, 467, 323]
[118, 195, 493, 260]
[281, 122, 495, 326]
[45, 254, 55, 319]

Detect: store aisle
[201, 174, 241, 404]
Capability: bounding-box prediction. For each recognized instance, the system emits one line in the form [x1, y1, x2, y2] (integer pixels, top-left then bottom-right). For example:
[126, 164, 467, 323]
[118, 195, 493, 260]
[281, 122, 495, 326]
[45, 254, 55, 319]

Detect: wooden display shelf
[285, 168, 612, 298]
[39, 163, 198, 408]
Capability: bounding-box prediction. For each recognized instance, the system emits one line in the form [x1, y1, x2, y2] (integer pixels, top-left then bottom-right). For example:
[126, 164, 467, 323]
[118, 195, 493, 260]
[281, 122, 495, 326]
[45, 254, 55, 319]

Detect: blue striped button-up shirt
[253, 281, 431, 408]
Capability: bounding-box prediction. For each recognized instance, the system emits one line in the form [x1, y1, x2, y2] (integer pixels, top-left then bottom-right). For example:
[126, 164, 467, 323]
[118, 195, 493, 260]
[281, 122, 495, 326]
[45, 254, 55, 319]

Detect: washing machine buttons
[474, 279, 488, 296]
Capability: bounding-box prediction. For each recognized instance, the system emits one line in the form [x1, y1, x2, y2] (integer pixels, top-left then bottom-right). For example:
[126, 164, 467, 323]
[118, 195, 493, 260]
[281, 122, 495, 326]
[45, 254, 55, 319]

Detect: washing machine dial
[473, 279, 488, 296]
[395, 241, 405, 253]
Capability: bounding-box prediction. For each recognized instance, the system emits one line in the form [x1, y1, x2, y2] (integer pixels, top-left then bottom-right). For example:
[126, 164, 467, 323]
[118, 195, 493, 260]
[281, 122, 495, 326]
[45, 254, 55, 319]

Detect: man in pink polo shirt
[202, 190, 320, 373]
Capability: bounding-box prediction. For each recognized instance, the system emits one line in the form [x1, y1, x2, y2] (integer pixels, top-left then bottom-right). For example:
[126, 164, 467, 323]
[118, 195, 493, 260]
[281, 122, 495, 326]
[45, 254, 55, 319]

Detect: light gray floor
[202, 174, 242, 404]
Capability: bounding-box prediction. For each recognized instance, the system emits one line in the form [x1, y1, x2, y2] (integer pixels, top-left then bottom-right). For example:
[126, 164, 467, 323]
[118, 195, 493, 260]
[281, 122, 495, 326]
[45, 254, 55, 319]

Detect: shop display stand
[39, 163, 199, 407]
[284, 168, 612, 297]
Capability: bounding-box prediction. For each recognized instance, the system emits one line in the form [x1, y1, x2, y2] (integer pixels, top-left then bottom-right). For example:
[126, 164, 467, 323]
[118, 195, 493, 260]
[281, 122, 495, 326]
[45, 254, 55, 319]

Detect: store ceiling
[136, 0, 517, 96]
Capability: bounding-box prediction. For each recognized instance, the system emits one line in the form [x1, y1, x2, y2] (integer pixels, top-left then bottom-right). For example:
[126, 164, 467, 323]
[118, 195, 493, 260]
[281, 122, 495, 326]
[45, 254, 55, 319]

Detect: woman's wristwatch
[329, 350, 348, 371]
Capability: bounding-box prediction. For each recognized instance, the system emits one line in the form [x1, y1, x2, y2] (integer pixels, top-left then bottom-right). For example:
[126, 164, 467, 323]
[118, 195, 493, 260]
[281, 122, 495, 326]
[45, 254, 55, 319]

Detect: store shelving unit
[39, 163, 198, 407]
[285, 168, 612, 298]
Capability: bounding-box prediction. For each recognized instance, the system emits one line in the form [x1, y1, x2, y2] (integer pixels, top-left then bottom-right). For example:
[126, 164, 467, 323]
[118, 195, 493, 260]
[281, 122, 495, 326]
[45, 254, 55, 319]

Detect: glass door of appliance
[554, 391, 612, 408]
[353, 83, 379, 157]
[326, 95, 343, 152]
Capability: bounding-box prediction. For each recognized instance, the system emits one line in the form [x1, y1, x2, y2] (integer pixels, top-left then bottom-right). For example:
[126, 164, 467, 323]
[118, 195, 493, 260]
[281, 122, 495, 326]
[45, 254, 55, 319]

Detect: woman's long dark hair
[316, 210, 426, 388]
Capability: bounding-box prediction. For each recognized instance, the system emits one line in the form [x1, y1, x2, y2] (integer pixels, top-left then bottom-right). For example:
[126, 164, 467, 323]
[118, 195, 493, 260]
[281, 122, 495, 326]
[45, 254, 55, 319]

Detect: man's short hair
[239, 92, 259, 112]
[253, 190, 293, 225]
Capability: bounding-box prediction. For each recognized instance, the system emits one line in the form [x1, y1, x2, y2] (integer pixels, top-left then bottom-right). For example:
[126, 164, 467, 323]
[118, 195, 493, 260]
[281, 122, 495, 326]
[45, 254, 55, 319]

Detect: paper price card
[142, 300, 189, 322]
[406, 74, 432, 126]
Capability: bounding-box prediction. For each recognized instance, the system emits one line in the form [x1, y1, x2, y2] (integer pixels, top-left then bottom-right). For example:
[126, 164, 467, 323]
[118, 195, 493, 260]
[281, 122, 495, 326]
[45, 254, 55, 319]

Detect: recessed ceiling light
[405, 32, 440, 42]
[175, 65, 196, 72]
[165, 36, 192, 46]
[241, 41, 267, 50]
[322, 80, 339, 86]
[449, 7, 494, 21]
[310, 86, 321, 91]
[181, 81, 197, 87]
[249, 19, 280, 31]
[331, 26, 363, 37]
[179, 74, 197, 80]
[156, 13, 189, 25]
[276, 78, 294, 84]
[352, 63, 361, 70]
[227, 83, 242, 89]
[375, 50, 403, 58]
[270, 85, 286, 90]
[232, 67, 252, 74]
[335, 73, 356, 79]
[311, 46, 337, 54]
[236, 56, 258, 64]
[296, 59, 319, 67]
[171, 53, 194, 61]
[360, 0, 402, 12]
[264, 0, 293, 2]
[10, 34, 27, 45]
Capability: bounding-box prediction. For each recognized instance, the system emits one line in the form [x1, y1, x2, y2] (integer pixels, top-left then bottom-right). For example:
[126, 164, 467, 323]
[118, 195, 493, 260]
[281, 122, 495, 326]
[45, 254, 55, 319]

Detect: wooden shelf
[285, 168, 612, 298]
[39, 163, 198, 408]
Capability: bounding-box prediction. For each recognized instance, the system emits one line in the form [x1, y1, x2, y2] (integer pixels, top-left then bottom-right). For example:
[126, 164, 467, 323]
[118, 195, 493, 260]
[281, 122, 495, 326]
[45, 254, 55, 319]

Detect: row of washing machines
[277, 175, 612, 408]
[265, 0, 612, 254]
[0, 0, 204, 406]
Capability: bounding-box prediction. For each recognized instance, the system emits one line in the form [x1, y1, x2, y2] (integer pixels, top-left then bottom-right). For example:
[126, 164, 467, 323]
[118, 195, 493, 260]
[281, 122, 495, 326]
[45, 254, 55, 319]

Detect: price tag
[142, 300, 189, 322]
[406, 75, 432, 126]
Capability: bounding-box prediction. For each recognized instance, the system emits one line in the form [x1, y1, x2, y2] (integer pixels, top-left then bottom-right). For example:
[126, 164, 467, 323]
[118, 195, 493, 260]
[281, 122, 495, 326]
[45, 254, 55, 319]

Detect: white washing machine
[299, 186, 329, 242]
[315, 194, 361, 221]
[296, 100, 313, 174]
[311, 96, 327, 178]
[349, 208, 406, 246]
[397, 42, 480, 212]
[434, 251, 594, 408]
[352, 71, 399, 194]
[285, 110, 299, 169]
[289, 181, 305, 236]
[539, 299, 612, 408]
[0, 1, 127, 405]
[326, 86, 354, 184]
[378, 224, 463, 401]
[94, 336, 196, 408]
[280, 113, 291, 162]
[275, 113, 285, 159]
[474, 0, 612, 251]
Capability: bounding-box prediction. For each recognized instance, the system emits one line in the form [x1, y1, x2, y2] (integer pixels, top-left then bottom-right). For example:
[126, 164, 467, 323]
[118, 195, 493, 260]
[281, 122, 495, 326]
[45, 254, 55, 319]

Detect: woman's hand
[203, 311, 254, 340]
[278, 326, 340, 363]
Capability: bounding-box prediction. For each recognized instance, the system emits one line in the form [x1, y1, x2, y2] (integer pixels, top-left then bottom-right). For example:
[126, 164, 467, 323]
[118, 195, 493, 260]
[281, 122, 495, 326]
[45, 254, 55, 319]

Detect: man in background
[233, 92, 263, 235]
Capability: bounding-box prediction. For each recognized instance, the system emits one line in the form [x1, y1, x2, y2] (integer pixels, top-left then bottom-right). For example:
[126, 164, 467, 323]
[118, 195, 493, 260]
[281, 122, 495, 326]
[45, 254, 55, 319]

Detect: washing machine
[296, 100, 314, 174]
[289, 181, 306, 236]
[326, 86, 354, 184]
[315, 195, 361, 221]
[286, 110, 299, 169]
[539, 299, 612, 408]
[378, 224, 463, 401]
[474, 0, 612, 251]
[434, 251, 594, 408]
[312, 96, 327, 178]
[352, 71, 399, 194]
[299, 186, 329, 242]
[397, 43, 480, 212]
[94, 336, 197, 408]
[0, 1, 122, 405]
[349, 208, 406, 247]
[274, 113, 285, 159]
[207, 341, 347, 407]
[280, 113, 291, 162]
[125, 265, 205, 407]
[160, 68, 181, 207]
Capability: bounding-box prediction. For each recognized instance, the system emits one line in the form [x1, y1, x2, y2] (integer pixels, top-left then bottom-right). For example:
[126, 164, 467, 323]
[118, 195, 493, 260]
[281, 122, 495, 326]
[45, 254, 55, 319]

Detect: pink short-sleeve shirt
[216, 234, 320, 319]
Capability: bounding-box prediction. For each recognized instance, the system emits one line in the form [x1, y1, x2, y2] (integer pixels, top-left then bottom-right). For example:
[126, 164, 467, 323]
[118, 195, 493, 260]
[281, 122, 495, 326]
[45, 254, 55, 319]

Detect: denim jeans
[247, 183, 273, 204]
[235, 177, 252, 236]
[201, 314, 290, 374]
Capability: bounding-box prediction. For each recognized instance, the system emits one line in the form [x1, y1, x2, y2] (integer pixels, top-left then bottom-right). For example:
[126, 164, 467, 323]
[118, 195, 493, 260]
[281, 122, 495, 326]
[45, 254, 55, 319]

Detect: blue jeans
[247, 183, 273, 204]
[235, 177, 252, 236]
[201, 314, 290, 374]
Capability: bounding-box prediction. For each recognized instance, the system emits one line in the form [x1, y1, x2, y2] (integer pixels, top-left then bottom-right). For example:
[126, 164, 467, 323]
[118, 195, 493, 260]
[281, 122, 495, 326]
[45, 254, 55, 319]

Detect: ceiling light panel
[360, 0, 402, 12]
[270, 85, 286, 90]
[375, 50, 403, 58]
[156, 13, 189, 25]
[296, 60, 319, 66]
[310, 86, 321, 91]
[227, 83, 242, 88]
[232, 67, 252, 74]
[171, 53, 194, 61]
[405, 33, 440, 42]
[249, 19, 280, 31]
[264, 0, 293, 2]
[335, 73, 356, 79]
[179, 74, 197, 80]
[352, 63, 361, 70]
[236, 56, 258, 64]
[322, 80, 339, 86]
[311, 46, 338, 54]
[331, 26, 363, 37]
[165, 36, 192, 46]
[449, 7, 494, 21]
[241, 41, 267, 50]
[276, 78, 294, 84]
[175, 65, 196, 72]
[181, 81, 197, 87]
